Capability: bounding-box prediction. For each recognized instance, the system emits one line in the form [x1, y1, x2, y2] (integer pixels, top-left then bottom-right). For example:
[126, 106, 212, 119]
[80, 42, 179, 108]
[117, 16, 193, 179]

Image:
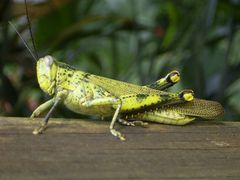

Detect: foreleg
[32, 98, 60, 135]
[31, 90, 67, 135]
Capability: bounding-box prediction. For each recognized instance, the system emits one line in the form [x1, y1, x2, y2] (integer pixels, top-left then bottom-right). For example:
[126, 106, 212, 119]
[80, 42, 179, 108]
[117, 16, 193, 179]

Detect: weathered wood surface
[0, 117, 240, 180]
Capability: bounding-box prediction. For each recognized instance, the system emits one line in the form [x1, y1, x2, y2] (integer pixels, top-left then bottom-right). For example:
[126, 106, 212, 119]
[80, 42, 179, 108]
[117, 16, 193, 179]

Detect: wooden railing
[0, 117, 239, 179]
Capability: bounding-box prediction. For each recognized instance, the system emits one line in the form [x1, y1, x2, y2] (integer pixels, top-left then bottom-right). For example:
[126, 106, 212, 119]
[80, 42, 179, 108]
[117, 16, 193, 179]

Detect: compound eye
[44, 55, 53, 67]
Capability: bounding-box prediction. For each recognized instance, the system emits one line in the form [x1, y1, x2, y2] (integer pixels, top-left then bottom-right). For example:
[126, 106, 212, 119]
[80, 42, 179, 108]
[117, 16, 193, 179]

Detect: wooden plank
[0, 117, 240, 179]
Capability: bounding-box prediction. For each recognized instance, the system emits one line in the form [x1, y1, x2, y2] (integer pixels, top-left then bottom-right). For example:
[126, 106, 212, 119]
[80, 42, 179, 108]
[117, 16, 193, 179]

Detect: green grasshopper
[31, 56, 223, 140]
[9, 1, 224, 140]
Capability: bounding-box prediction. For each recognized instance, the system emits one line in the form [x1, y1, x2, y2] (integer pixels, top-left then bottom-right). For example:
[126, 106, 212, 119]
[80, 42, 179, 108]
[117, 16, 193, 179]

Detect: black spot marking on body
[122, 95, 132, 99]
[136, 94, 149, 102]
[82, 78, 89, 83]
[83, 73, 91, 79]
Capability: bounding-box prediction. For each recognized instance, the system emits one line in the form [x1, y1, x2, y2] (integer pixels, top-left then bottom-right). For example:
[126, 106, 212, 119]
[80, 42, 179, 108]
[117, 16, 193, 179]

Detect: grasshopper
[9, 1, 224, 140]
[31, 56, 223, 140]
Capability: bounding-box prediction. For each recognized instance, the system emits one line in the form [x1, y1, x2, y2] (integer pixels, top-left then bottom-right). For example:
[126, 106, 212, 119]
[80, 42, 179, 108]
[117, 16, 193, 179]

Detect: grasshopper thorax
[37, 55, 58, 95]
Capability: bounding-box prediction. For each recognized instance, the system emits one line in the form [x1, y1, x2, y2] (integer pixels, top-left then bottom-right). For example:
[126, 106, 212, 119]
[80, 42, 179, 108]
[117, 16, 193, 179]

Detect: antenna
[24, 0, 39, 59]
[8, 21, 37, 62]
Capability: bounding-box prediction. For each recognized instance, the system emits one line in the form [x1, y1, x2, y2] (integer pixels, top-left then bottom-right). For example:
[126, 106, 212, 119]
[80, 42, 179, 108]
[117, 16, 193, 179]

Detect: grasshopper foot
[118, 119, 148, 128]
[32, 123, 48, 135]
[110, 129, 125, 141]
[131, 120, 149, 128]
[118, 119, 135, 126]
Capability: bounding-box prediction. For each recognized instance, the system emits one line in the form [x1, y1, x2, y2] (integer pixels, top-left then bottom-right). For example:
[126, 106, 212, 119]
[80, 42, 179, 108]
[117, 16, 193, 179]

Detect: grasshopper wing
[166, 98, 224, 119]
[85, 73, 164, 96]
[132, 98, 224, 125]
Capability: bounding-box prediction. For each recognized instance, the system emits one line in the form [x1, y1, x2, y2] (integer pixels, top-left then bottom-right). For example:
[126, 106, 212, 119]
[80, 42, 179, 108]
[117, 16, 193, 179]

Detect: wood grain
[0, 117, 240, 180]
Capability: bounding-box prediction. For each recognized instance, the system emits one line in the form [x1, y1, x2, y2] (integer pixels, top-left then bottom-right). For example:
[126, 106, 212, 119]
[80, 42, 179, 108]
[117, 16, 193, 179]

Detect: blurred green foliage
[0, 0, 240, 120]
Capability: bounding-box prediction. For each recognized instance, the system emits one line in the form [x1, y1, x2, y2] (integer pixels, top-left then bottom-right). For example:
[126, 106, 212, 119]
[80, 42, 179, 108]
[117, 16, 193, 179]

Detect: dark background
[0, 0, 240, 120]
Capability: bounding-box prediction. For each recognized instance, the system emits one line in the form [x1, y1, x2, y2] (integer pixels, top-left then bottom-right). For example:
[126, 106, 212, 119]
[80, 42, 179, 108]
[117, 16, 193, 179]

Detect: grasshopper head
[36, 55, 58, 95]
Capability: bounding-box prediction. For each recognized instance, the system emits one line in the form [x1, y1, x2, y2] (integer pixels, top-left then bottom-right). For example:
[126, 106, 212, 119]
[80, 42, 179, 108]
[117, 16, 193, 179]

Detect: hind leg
[146, 70, 180, 90]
